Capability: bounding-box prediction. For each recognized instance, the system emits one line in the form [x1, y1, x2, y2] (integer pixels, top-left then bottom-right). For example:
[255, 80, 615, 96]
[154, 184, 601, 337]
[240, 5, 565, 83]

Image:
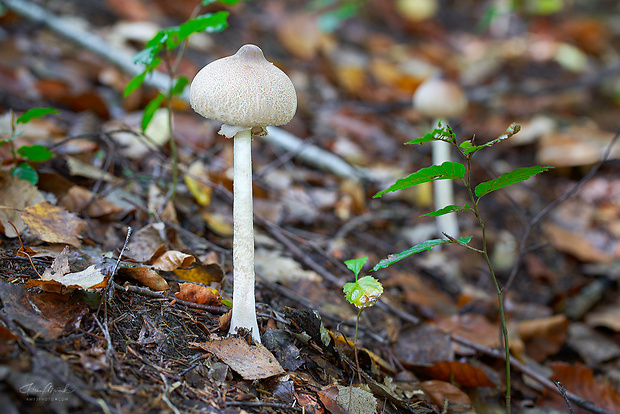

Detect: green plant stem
[463, 154, 511, 414]
[354, 309, 362, 383]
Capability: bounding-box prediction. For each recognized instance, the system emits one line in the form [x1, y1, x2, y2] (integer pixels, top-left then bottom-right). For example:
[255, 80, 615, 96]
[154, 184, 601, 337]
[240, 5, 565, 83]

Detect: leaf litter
[0, 1, 619, 413]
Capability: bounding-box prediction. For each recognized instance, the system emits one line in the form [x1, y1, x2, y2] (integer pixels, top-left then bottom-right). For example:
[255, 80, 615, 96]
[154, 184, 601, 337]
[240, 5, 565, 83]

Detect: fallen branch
[0, 0, 363, 182]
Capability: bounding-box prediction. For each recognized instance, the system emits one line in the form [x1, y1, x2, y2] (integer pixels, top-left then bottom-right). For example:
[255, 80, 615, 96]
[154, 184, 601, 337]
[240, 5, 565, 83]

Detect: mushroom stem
[432, 125, 459, 239]
[229, 129, 261, 343]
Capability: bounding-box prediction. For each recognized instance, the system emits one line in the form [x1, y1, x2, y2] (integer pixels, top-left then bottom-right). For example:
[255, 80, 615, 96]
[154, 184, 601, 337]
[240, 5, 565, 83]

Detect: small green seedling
[372, 122, 551, 414]
[343, 256, 383, 381]
[124, 0, 251, 198]
[2, 107, 58, 185]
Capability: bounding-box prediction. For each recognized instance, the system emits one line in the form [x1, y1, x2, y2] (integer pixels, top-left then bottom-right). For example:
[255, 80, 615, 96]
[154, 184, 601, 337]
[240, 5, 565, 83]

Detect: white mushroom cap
[413, 77, 468, 120]
[190, 44, 297, 137]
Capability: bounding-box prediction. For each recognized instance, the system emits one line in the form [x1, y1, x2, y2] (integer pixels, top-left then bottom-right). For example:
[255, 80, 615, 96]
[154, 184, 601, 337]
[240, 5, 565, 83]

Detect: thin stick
[8, 221, 42, 278]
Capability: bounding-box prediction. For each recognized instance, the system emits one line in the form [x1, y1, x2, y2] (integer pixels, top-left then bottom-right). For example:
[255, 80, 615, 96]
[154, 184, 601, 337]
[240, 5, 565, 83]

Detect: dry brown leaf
[59, 185, 125, 218]
[124, 222, 168, 262]
[542, 362, 620, 414]
[421, 361, 496, 387]
[118, 266, 169, 291]
[0, 174, 46, 237]
[150, 250, 195, 271]
[544, 222, 617, 262]
[585, 301, 620, 331]
[435, 313, 502, 350]
[0, 281, 89, 340]
[22, 202, 86, 247]
[335, 385, 378, 414]
[276, 12, 326, 60]
[419, 380, 472, 412]
[175, 283, 221, 306]
[191, 337, 284, 380]
[537, 126, 620, 167]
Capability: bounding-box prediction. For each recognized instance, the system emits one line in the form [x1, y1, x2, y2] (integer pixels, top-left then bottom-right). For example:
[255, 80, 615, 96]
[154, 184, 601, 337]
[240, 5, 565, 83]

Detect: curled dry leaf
[173, 263, 224, 285]
[175, 283, 222, 306]
[420, 361, 496, 387]
[150, 250, 195, 271]
[118, 265, 169, 291]
[21, 202, 86, 247]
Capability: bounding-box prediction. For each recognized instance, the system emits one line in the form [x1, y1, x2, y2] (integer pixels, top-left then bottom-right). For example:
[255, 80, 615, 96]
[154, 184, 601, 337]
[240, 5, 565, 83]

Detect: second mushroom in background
[189, 44, 297, 343]
[413, 76, 468, 239]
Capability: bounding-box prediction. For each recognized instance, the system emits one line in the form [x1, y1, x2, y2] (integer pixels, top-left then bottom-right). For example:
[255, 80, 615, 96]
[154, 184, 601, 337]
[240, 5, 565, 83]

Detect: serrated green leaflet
[420, 204, 471, 217]
[372, 236, 473, 271]
[474, 166, 552, 198]
[16, 108, 59, 124]
[344, 256, 368, 279]
[374, 161, 466, 198]
[343, 276, 383, 309]
[17, 145, 53, 162]
[461, 123, 521, 155]
[407, 125, 455, 146]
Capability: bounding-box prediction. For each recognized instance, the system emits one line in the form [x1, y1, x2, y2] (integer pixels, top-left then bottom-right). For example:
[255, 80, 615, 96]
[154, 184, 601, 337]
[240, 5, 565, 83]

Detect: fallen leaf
[336, 385, 378, 414]
[0, 173, 46, 237]
[184, 161, 213, 206]
[191, 337, 284, 380]
[124, 222, 168, 262]
[542, 362, 620, 414]
[64, 156, 117, 182]
[0, 281, 90, 339]
[118, 265, 169, 291]
[419, 380, 472, 412]
[21, 203, 86, 247]
[421, 361, 496, 387]
[393, 324, 453, 366]
[516, 314, 569, 362]
[58, 185, 125, 218]
[585, 300, 620, 331]
[175, 283, 221, 306]
[435, 313, 502, 350]
[173, 263, 224, 285]
[150, 250, 195, 271]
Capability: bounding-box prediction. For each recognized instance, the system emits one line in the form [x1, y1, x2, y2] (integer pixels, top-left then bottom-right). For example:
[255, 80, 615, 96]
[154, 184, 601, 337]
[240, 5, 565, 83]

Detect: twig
[451, 335, 615, 414]
[552, 381, 575, 414]
[8, 221, 42, 278]
[505, 127, 620, 292]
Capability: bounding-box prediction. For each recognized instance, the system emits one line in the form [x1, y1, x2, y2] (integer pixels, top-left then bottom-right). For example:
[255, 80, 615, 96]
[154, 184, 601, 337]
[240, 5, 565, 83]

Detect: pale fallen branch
[0, 0, 363, 182]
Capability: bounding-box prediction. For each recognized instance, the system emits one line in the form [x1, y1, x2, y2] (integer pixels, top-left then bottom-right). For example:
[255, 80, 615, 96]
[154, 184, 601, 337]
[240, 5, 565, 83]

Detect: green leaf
[374, 161, 466, 198]
[343, 275, 383, 309]
[344, 256, 368, 279]
[461, 123, 521, 155]
[11, 163, 38, 185]
[17, 145, 53, 162]
[132, 45, 159, 66]
[421, 204, 471, 217]
[124, 73, 147, 97]
[179, 12, 229, 40]
[171, 77, 190, 96]
[406, 123, 455, 145]
[142, 93, 166, 131]
[16, 108, 59, 125]
[372, 236, 473, 271]
[474, 165, 552, 198]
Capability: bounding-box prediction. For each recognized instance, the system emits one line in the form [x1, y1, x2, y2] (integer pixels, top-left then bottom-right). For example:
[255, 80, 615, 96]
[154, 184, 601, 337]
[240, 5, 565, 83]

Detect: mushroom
[190, 45, 297, 343]
[413, 76, 468, 238]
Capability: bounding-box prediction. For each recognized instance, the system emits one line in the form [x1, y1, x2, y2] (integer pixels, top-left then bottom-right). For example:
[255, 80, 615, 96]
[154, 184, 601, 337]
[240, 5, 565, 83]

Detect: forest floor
[0, 0, 619, 413]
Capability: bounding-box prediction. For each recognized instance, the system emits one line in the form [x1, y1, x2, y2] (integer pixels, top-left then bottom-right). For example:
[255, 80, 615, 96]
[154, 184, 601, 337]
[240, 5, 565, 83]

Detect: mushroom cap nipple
[189, 44, 297, 137]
